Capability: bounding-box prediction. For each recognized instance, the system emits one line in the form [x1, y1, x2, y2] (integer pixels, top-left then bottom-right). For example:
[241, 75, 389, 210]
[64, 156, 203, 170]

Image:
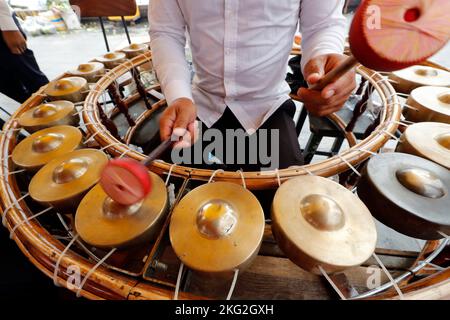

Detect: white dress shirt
[149, 0, 347, 133]
[0, 0, 18, 31]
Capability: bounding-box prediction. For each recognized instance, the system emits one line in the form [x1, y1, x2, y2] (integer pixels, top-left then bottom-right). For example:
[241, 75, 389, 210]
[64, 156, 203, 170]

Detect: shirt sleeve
[0, 0, 18, 31]
[299, 0, 347, 73]
[149, 0, 193, 105]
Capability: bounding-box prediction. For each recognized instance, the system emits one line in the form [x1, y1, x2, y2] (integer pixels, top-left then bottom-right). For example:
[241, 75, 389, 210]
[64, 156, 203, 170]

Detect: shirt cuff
[163, 79, 194, 105]
[0, 16, 19, 31]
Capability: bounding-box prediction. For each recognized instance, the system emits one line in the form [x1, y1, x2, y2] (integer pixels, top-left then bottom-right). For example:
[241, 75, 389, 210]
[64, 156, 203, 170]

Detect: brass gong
[12, 125, 82, 171]
[358, 153, 450, 240]
[390, 65, 450, 94]
[75, 172, 168, 248]
[170, 182, 265, 276]
[18, 101, 78, 133]
[272, 176, 377, 275]
[122, 43, 149, 59]
[96, 52, 127, 69]
[29, 149, 108, 212]
[403, 86, 450, 124]
[44, 77, 88, 102]
[397, 122, 450, 169]
[67, 62, 105, 83]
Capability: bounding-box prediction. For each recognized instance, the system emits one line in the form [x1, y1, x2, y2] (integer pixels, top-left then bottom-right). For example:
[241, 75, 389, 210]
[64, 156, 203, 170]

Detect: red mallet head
[349, 0, 450, 72]
[100, 158, 152, 206]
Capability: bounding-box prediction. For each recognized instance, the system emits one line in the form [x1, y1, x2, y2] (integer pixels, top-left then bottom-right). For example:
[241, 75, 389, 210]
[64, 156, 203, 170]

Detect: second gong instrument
[170, 182, 265, 277]
[272, 176, 377, 275]
[358, 153, 450, 240]
[18, 101, 78, 133]
[75, 172, 168, 249]
[397, 122, 450, 169]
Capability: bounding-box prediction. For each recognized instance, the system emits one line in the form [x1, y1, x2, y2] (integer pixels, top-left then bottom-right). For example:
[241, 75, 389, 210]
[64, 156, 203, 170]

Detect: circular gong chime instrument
[44, 77, 88, 103]
[397, 122, 450, 169]
[122, 43, 149, 59]
[75, 172, 168, 249]
[17, 101, 78, 133]
[390, 65, 450, 94]
[403, 86, 450, 124]
[28, 149, 108, 212]
[96, 52, 127, 70]
[272, 176, 377, 275]
[358, 153, 450, 240]
[67, 62, 106, 83]
[170, 182, 265, 277]
[12, 125, 82, 171]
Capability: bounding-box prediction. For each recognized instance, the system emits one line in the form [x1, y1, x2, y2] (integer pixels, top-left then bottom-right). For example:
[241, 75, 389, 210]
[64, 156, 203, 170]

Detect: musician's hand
[297, 54, 356, 117]
[2, 30, 27, 55]
[159, 97, 198, 148]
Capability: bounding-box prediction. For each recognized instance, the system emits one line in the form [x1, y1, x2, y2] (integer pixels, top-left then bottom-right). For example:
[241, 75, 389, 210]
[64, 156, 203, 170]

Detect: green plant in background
[46, 0, 71, 10]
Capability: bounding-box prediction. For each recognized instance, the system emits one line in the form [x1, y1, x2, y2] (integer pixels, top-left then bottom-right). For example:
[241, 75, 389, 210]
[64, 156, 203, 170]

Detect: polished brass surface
[404, 86, 450, 124]
[52, 158, 89, 184]
[397, 122, 450, 169]
[44, 77, 88, 102]
[170, 182, 265, 274]
[300, 194, 346, 232]
[29, 149, 108, 210]
[18, 101, 77, 132]
[196, 200, 238, 239]
[358, 152, 450, 240]
[68, 62, 105, 83]
[75, 172, 168, 248]
[436, 133, 450, 150]
[272, 176, 377, 275]
[96, 52, 127, 69]
[31, 133, 64, 153]
[122, 43, 149, 59]
[391, 66, 450, 93]
[396, 168, 446, 199]
[12, 126, 82, 171]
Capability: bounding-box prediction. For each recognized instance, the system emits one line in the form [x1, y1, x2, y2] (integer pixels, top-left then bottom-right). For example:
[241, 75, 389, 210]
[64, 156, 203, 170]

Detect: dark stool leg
[331, 137, 345, 156]
[99, 17, 110, 52]
[303, 134, 323, 164]
[296, 106, 308, 137]
[121, 16, 132, 44]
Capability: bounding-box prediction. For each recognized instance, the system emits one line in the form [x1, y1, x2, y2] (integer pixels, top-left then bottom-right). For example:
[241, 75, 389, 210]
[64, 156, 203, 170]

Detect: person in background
[0, 0, 48, 103]
[150, 0, 356, 170]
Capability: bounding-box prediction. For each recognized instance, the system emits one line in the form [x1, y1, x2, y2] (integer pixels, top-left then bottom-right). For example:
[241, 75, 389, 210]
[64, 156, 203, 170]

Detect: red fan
[100, 0, 449, 205]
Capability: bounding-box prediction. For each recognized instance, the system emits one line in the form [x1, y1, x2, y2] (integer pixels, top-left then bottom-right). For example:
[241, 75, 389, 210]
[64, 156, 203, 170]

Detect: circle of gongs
[397, 122, 450, 169]
[122, 43, 149, 59]
[67, 62, 105, 83]
[404, 86, 450, 124]
[75, 171, 168, 248]
[18, 101, 77, 132]
[45, 77, 87, 98]
[391, 65, 450, 94]
[29, 149, 108, 208]
[271, 176, 377, 275]
[170, 182, 265, 274]
[358, 152, 450, 240]
[12, 125, 82, 171]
